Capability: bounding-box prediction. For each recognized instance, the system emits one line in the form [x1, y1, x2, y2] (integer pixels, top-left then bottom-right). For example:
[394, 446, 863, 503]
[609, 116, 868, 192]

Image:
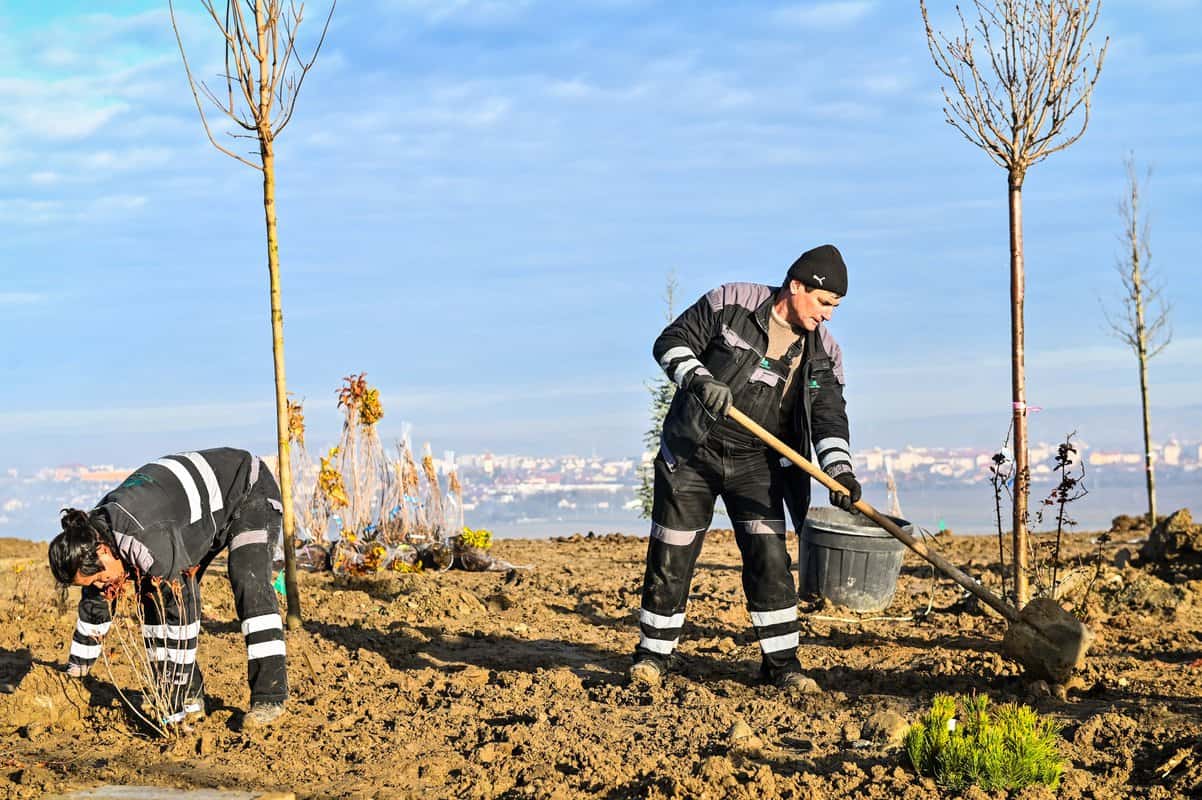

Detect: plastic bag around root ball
[331, 539, 421, 576]
[416, 539, 454, 573]
[297, 542, 331, 572]
[455, 545, 531, 573]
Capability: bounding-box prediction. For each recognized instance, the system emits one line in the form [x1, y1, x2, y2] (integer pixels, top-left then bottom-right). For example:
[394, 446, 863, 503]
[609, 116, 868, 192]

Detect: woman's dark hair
[48, 509, 117, 585]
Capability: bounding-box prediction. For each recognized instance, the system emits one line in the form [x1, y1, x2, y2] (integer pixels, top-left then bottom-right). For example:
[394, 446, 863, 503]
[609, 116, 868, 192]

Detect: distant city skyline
[3, 436, 1198, 541]
[11, 432, 1202, 482]
[0, 398, 1197, 473]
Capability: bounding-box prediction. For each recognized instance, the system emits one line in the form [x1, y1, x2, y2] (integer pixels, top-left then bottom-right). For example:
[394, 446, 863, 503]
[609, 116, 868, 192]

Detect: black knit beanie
[787, 244, 848, 297]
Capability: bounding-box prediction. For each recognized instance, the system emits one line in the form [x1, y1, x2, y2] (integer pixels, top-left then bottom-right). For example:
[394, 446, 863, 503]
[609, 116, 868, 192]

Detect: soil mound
[0, 663, 91, 736]
[1140, 508, 1202, 564]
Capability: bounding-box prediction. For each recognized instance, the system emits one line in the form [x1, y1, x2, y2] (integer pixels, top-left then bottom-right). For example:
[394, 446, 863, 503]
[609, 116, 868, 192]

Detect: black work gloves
[829, 472, 862, 511]
[688, 373, 733, 419]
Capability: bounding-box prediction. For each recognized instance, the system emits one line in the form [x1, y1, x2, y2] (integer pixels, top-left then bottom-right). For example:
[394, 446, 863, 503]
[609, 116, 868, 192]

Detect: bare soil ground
[1, 520, 1200, 800]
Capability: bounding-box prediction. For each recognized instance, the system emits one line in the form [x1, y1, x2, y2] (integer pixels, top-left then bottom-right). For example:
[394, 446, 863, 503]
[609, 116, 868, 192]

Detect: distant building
[1088, 451, 1144, 466]
[80, 468, 131, 483]
[53, 464, 86, 481]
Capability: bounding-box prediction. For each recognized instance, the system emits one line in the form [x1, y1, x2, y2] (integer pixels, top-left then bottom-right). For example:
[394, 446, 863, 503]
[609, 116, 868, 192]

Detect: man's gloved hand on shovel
[827, 470, 861, 511]
[688, 374, 733, 419]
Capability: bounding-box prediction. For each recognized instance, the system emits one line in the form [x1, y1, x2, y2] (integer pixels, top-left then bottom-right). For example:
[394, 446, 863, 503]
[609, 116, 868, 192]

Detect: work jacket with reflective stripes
[75, 447, 263, 627]
[654, 283, 851, 474]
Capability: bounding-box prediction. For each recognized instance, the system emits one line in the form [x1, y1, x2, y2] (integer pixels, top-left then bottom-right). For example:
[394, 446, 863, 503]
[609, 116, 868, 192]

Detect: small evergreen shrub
[905, 694, 1065, 792]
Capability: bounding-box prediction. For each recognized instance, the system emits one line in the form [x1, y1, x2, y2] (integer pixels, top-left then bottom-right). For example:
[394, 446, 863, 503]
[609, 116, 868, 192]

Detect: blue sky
[1, 0, 1200, 470]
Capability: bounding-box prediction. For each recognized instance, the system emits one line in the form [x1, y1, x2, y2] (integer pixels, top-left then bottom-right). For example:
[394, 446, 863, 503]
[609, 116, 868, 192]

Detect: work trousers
[142, 467, 289, 709]
[635, 432, 810, 681]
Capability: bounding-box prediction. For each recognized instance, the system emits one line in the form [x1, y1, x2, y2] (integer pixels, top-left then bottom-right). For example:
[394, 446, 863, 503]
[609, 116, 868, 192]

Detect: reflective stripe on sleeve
[670, 358, 704, 387]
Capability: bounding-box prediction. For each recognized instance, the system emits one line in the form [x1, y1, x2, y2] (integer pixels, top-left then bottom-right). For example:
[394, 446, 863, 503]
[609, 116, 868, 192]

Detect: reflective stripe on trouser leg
[69, 618, 112, 667]
[636, 524, 706, 659]
[731, 512, 801, 678]
[635, 453, 718, 666]
[227, 471, 288, 704]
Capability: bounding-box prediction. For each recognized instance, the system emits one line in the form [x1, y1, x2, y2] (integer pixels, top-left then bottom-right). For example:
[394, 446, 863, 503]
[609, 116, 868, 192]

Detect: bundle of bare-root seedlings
[291, 373, 512, 576]
[98, 571, 203, 737]
[287, 396, 332, 572]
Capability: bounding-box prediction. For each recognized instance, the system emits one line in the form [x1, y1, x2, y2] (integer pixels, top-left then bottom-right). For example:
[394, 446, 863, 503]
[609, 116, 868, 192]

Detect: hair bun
[60, 508, 93, 534]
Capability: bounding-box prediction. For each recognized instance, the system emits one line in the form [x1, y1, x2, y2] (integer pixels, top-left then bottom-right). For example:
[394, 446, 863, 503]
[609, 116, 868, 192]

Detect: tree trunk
[1134, 264, 1157, 530]
[261, 136, 303, 629]
[1138, 350, 1156, 528]
[1008, 173, 1030, 607]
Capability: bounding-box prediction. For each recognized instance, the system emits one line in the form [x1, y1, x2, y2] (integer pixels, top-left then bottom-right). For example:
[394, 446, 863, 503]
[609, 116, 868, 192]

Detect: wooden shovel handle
[727, 407, 1020, 624]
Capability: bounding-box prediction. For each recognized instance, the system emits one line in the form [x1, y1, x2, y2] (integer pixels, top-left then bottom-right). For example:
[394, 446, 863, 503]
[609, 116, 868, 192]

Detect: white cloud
[542, 76, 651, 104]
[344, 91, 512, 134]
[773, 1, 876, 29]
[0, 401, 273, 436]
[858, 73, 913, 95]
[29, 171, 60, 186]
[78, 147, 173, 171]
[74, 9, 173, 41]
[9, 102, 129, 141]
[858, 337, 1202, 382]
[378, 380, 645, 415]
[88, 194, 149, 215]
[811, 100, 879, 121]
[380, 0, 533, 25]
[0, 199, 63, 225]
[0, 292, 46, 306]
[38, 46, 79, 69]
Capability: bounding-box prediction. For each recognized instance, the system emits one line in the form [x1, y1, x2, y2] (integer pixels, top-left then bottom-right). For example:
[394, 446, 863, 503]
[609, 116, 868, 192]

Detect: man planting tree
[48, 447, 288, 730]
[631, 244, 860, 692]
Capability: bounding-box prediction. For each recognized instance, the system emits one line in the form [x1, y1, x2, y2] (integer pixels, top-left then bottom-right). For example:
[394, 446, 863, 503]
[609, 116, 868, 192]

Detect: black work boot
[628, 652, 674, 687]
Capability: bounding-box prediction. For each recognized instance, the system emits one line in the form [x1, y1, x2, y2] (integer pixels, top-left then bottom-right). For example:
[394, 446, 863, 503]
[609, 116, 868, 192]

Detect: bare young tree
[169, 0, 336, 629]
[919, 0, 1107, 605]
[1104, 155, 1171, 529]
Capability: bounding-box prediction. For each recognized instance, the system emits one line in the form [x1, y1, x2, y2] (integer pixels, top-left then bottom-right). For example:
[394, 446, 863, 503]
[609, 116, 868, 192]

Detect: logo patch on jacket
[120, 472, 155, 489]
[808, 378, 820, 389]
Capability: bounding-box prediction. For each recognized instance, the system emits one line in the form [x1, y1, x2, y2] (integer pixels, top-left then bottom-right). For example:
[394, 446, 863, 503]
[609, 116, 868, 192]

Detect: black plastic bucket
[799, 507, 909, 612]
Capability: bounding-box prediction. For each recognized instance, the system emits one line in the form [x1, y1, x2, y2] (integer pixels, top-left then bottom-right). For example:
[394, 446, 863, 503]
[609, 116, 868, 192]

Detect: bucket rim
[802, 506, 910, 538]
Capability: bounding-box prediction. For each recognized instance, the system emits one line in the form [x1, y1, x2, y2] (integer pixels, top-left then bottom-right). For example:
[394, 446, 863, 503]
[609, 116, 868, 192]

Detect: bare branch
[169, 0, 262, 170]
[1104, 154, 1172, 361]
[919, 0, 1108, 176]
[274, 0, 336, 137]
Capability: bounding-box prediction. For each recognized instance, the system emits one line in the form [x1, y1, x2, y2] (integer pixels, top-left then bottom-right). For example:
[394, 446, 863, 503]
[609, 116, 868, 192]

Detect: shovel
[728, 407, 1093, 684]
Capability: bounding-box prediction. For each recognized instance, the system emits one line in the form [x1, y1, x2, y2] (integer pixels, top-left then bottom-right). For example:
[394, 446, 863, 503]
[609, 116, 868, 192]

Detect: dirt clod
[863, 710, 910, 746]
